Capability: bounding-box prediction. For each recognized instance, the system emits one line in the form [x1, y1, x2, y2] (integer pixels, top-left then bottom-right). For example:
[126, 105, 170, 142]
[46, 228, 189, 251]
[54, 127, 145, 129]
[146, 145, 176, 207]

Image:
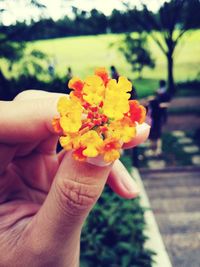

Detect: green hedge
[80, 156, 155, 267]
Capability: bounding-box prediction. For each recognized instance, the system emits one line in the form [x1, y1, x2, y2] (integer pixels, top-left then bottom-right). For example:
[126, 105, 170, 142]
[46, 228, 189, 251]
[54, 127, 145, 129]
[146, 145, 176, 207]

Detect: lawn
[1, 30, 200, 98]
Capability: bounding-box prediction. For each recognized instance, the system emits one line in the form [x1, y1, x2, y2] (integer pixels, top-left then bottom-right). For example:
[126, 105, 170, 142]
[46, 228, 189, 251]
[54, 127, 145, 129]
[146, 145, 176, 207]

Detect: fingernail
[136, 122, 151, 136]
[120, 170, 140, 196]
[86, 155, 112, 167]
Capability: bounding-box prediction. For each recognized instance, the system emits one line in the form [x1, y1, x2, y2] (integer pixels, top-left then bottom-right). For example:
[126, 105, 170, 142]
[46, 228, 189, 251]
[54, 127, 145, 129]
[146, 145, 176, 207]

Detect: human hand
[0, 90, 150, 267]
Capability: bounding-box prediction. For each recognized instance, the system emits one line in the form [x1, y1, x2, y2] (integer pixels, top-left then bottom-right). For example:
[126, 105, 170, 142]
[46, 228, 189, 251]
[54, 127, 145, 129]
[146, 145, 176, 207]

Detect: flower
[80, 130, 103, 157]
[73, 146, 87, 161]
[57, 97, 82, 133]
[100, 138, 121, 163]
[68, 77, 84, 100]
[52, 117, 62, 134]
[108, 118, 136, 143]
[83, 75, 105, 105]
[126, 100, 146, 124]
[59, 133, 80, 151]
[53, 68, 146, 163]
[95, 67, 109, 86]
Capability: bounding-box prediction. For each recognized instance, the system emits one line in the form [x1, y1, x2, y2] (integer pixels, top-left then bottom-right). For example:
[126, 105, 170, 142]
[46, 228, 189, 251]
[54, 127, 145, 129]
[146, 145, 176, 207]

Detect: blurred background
[0, 0, 200, 266]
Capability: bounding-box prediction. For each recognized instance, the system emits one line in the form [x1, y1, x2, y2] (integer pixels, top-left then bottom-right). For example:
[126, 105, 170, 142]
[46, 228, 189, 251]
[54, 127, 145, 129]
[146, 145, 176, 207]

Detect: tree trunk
[167, 52, 175, 97]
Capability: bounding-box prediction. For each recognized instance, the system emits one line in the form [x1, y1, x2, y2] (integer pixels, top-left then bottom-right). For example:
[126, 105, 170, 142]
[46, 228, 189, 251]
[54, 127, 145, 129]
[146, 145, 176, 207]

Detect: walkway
[170, 97, 200, 108]
[141, 168, 200, 267]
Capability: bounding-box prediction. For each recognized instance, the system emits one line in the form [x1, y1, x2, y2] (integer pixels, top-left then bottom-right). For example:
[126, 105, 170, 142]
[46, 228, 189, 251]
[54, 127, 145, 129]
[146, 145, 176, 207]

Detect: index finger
[0, 91, 63, 144]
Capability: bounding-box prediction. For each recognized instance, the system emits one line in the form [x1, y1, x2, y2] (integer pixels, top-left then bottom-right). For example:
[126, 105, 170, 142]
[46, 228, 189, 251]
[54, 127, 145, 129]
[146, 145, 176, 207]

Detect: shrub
[80, 156, 155, 267]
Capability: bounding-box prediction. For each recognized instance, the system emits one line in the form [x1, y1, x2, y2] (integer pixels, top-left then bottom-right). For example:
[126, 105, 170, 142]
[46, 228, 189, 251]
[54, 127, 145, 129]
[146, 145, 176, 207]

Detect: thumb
[30, 152, 112, 249]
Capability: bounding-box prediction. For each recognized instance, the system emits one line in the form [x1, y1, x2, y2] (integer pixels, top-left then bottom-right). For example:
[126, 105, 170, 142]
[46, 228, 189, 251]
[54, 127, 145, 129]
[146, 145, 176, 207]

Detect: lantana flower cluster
[53, 68, 146, 163]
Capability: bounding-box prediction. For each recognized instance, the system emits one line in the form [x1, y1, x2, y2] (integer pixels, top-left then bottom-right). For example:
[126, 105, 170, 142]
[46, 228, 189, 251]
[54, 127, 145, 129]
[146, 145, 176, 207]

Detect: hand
[0, 90, 150, 267]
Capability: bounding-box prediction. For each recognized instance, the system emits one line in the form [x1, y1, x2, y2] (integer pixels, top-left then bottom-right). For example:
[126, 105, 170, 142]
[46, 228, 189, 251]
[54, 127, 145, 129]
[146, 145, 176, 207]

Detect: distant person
[66, 67, 73, 94]
[148, 94, 164, 156]
[156, 80, 170, 124]
[110, 65, 120, 81]
[66, 67, 73, 81]
[48, 62, 55, 78]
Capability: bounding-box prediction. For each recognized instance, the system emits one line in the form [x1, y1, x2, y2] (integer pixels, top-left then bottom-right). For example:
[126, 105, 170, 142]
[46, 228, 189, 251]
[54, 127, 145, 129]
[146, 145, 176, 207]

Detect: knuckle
[56, 178, 100, 215]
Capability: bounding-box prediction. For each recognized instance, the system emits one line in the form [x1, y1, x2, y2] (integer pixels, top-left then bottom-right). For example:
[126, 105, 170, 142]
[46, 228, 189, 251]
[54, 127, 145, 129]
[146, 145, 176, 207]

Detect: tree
[0, 0, 46, 74]
[125, 0, 200, 95]
[0, 0, 47, 99]
[119, 33, 155, 78]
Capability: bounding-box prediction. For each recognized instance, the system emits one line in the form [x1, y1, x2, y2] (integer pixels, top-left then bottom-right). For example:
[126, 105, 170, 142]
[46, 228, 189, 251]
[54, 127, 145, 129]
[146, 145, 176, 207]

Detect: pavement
[139, 130, 200, 169]
[163, 97, 200, 131]
[164, 114, 200, 131]
[170, 97, 200, 108]
[140, 169, 200, 267]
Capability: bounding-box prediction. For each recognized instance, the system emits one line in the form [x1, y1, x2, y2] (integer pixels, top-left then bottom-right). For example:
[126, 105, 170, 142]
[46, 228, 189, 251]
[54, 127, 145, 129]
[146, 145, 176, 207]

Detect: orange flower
[95, 67, 109, 86]
[68, 77, 84, 91]
[68, 77, 84, 99]
[126, 100, 146, 124]
[100, 138, 121, 163]
[52, 117, 62, 134]
[73, 146, 87, 161]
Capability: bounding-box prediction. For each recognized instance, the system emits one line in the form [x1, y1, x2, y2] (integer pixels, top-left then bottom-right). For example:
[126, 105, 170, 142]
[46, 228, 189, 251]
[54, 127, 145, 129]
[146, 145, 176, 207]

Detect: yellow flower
[83, 75, 105, 105]
[108, 119, 136, 143]
[102, 77, 131, 120]
[59, 135, 73, 150]
[117, 76, 132, 93]
[57, 97, 82, 133]
[60, 115, 81, 133]
[57, 96, 82, 116]
[80, 130, 103, 157]
[60, 133, 81, 151]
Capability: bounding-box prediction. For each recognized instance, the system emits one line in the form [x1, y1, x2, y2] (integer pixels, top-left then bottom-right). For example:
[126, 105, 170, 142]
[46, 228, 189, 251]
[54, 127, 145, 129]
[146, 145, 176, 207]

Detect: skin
[0, 91, 150, 267]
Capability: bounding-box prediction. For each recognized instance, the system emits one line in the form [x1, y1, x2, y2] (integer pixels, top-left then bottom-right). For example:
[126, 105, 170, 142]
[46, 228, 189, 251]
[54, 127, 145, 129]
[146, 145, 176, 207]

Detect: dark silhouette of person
[66, 67, 72, 81]
[156, 80, 170, 124]
[110, 65, 120, 81]
[148, 94, 164, 156]
[66, 67, 73, 95]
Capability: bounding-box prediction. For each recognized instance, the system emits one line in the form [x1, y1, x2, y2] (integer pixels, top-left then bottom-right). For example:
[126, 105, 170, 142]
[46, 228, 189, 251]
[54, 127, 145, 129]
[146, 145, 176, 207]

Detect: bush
[0, 74, 69, 100]
[80, 156, 155, 267]
[176, 80, 200, 96]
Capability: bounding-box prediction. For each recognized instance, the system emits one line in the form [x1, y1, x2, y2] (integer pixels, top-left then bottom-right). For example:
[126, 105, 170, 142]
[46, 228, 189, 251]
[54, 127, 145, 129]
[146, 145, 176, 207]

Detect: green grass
[1, 30, 200, 98]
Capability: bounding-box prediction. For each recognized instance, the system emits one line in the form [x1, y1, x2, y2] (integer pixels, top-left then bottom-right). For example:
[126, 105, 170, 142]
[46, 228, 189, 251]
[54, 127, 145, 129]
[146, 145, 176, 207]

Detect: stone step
[149, 197, 200, 213]
[154, 212, 200, 235]
[142, 172, 200, 188]
[141, 170, 200, 267]
[163, 232, 200, 267]
[142, 171, 200, 180]
[142, 185, 200, 199]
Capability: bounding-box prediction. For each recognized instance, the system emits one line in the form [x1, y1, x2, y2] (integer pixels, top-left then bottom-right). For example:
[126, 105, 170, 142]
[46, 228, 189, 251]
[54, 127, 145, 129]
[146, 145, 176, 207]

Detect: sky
[1, 0, 168, 26]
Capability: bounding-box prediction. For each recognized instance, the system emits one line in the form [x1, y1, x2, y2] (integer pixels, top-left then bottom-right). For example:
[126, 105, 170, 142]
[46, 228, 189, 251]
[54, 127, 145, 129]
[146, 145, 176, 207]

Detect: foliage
[0, 34, 25, 63]
[17, 49, 49, 78]
[119, 33, 155, 78]
[0, 74, 67, 101]
[0, 0, 48, 78]
[80, 156, 155, 267]
[0, 30, 199, 101]
[0, 2, 199, 41]
[125, 0, 200, 95]
[175, 80, 200, 97]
